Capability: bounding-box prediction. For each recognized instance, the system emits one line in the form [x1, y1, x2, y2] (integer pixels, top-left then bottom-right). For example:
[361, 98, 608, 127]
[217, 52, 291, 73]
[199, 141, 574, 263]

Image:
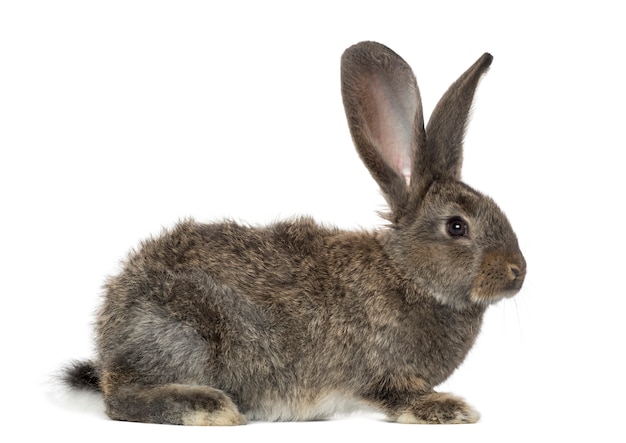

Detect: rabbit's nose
[507, 245, 525, 271]
[508, 264, 522, 279]
[507, 257, 526, 289]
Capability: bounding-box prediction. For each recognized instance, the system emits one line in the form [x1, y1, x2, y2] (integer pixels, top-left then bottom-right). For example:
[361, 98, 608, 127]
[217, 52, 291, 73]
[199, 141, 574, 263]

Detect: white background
[1, 1, 624, 441]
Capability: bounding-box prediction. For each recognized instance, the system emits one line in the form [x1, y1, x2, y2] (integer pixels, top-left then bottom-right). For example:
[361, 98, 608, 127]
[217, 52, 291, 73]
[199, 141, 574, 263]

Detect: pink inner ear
[368, 75, 416, 186]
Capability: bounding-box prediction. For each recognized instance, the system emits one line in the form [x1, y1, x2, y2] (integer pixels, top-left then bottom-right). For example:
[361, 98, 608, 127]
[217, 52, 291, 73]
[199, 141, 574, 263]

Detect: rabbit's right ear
[341, 41, 425, 222]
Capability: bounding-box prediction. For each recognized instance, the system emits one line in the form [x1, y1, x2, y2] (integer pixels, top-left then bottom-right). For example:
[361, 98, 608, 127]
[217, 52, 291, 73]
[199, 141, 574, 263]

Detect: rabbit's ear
[417, 53, 493, 186]
[341, 42, 425, 220]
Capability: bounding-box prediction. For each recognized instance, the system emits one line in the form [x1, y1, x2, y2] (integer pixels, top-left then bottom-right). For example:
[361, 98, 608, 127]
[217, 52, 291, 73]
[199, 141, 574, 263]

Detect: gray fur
[64, 42, 525, 425]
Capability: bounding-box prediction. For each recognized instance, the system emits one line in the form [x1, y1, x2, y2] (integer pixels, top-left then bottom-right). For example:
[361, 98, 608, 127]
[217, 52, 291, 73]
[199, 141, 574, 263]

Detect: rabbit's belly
[247, 392, 371, 421]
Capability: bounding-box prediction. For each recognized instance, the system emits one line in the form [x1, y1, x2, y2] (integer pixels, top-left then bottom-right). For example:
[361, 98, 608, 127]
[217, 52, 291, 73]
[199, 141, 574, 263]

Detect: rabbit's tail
[63, 360, 102, 392]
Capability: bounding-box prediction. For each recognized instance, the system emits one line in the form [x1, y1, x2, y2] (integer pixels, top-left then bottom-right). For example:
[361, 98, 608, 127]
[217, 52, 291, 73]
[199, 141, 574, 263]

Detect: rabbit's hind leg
[102, 379, 246, 426]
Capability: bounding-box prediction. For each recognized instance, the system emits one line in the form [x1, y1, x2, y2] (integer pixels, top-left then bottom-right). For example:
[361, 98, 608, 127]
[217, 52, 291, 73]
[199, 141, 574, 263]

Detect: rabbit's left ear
[416, 53, 493, 188]
[341, 41, 425, 220]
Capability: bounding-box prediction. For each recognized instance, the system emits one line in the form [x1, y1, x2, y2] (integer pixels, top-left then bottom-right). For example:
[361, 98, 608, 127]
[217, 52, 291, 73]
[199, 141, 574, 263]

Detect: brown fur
[63, 41, 525, 425]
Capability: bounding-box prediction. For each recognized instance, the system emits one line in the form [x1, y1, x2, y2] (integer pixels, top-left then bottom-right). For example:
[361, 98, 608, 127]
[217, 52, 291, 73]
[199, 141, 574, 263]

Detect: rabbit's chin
[470, 287, 522, 306]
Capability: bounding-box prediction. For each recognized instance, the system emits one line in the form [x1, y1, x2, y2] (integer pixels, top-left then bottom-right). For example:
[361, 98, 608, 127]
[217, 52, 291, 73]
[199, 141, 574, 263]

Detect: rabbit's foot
[103, 380, 246, 426]
[181, 406, 247, 426]
[396, 392, 480, 424]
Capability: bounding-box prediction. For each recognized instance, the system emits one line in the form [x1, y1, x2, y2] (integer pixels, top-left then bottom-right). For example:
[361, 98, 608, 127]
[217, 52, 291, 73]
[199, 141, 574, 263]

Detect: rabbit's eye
[446, 218, 469, 238]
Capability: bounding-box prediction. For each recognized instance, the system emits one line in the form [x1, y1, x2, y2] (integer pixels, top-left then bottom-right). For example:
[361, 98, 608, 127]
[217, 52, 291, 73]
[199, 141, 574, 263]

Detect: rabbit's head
[341, 42, 525, 309]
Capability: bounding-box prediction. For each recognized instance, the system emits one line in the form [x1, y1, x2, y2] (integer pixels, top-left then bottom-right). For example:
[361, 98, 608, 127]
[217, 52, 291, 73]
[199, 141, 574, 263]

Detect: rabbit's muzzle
[470, 250, 526, 305]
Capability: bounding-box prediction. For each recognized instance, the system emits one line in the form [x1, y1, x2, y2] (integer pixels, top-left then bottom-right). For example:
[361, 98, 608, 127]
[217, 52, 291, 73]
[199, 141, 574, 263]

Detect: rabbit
[64, 41, 526, 426]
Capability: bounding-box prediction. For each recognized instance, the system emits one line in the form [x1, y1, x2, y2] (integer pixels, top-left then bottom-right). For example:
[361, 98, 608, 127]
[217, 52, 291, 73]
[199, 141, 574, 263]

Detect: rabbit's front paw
[396, 392, 480, 424]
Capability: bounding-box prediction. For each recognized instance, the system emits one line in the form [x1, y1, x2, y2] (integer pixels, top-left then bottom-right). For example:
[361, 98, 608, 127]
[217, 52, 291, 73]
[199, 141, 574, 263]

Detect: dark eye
[446, 218, 469, 238]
